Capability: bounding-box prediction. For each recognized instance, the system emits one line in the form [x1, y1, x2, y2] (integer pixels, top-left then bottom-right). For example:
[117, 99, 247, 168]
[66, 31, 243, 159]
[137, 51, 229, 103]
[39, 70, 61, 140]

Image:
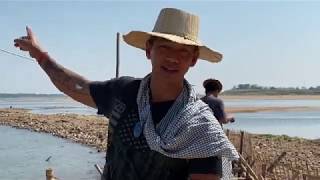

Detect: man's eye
[158, 45, 168, 49]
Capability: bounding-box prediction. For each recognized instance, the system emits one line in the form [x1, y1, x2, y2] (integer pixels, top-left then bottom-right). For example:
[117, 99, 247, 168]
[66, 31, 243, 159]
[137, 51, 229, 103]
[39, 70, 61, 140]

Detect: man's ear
[145, 40, 152, 59]
[190, 49, 200, 67]
[190, 58, 198, 67]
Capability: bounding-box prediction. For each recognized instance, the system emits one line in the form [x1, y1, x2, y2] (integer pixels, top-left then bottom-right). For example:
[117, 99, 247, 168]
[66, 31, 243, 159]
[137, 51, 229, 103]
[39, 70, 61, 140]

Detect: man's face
[146, 38, 199, 82]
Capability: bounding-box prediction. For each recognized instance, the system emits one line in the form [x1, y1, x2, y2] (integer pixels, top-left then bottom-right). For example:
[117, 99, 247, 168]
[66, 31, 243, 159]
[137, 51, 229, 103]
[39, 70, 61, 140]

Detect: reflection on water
[0, 96, 96, 115]
[0, 126, 105, 180]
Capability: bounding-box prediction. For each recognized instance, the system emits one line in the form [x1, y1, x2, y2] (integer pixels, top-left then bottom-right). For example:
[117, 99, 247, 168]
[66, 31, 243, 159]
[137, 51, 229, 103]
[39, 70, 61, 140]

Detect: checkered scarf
[137, 75, 239, 162]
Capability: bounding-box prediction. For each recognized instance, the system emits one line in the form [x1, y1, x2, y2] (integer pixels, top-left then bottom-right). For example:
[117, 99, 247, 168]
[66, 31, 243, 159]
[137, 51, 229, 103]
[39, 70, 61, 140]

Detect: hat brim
[123, 31, 222, 63]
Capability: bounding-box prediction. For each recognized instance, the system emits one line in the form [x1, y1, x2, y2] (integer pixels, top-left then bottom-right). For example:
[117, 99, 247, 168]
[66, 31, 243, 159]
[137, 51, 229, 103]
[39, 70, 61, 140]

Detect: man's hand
[219, 114, 235, 124]
[14, 26, 96, 108]
[14, 26, 45, 61]
[227, 115, 235, 123]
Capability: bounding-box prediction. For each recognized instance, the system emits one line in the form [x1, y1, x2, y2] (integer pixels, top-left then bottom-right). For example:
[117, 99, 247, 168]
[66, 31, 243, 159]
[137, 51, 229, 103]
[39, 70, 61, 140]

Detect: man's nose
[165, 57, 179, 63]
[165, 49, 181, 63]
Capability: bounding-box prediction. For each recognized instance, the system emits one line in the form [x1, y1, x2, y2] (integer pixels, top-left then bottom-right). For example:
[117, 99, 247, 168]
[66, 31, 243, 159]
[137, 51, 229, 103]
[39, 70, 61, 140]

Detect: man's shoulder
[202, 95, 222, 103]
[90, 76, 141, 87]
[115, 76, 141, 87]
[110, 76, 141, 84]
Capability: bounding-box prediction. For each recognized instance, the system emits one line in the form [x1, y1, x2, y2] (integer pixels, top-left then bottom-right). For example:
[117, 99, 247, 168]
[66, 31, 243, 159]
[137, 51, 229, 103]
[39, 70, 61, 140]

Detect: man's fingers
[14, 38, 30, 44]
[19, 47, 28, 51]
[14, 39, 29, 50]
[16, 36, 30, 41]
[26, 26, 34, 38]
[14, 38, 25, 44]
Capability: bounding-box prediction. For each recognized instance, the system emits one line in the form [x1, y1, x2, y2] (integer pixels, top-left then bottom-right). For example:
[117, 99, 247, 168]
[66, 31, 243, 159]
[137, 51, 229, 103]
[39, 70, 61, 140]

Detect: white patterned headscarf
[137, 74, 239, 162]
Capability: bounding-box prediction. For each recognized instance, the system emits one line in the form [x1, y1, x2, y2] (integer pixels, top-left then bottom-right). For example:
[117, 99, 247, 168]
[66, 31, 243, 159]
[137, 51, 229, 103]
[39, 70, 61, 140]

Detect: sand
[221, 94, 320, 100]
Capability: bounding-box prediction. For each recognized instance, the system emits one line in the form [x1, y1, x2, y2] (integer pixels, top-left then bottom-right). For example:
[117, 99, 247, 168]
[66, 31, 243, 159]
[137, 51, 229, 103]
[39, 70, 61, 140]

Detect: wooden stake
[239, 154, 259, 180]
[46, 168, 54, 180]
[239, 131, 244, 155]
[94, 164, 103, 175]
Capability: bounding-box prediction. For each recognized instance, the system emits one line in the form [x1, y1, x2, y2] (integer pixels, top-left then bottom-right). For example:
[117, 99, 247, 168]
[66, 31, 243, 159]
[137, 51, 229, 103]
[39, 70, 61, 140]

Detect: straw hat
[123, 8, 223, 63]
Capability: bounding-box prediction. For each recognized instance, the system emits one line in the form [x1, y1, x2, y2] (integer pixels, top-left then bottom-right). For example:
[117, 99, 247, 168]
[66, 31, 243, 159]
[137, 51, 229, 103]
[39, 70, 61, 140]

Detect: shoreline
[225, 106, 319, 113]
[1, 107, 319, 142]
[0, 108, 108, 151]
[221, 94, 320, 100]
[1, 108, 319, 174]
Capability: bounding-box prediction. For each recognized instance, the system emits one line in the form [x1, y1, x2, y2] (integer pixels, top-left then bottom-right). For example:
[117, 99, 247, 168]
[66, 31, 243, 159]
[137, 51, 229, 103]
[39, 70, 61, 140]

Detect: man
[201, 79, 235, 125]
[14, 8, 238, 180]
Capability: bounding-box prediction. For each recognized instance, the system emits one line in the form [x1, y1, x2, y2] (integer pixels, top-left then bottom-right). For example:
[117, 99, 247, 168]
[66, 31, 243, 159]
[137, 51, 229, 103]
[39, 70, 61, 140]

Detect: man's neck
[206, 91, 218, 98]
[150, 75, 184, 102]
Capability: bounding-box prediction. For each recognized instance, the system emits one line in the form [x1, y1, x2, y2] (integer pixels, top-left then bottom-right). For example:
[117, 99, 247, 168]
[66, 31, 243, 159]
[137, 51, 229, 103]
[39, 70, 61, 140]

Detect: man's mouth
[161, 66, 178, 73]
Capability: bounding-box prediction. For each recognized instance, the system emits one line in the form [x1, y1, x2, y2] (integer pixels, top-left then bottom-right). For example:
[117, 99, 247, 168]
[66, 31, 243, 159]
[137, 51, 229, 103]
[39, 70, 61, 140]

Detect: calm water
[223, 98, 320, 139]
[0, 126, 105, 180]
[0, 95, 96, 115]
[224, 110, 320, 139]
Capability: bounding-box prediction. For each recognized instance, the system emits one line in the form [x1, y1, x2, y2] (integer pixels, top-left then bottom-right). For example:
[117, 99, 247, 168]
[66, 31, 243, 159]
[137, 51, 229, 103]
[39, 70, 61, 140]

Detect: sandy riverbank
[221, 94, 320, 100]
[225, 106, 319, 113]
[251, 134, 320, 178]
[221, 94, 320, 113]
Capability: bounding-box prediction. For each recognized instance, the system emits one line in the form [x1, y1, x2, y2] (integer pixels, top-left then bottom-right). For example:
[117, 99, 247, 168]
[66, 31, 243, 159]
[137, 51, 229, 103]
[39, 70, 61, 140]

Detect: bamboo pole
[239, 154, 260, 180]
[116, 32, 120, 78]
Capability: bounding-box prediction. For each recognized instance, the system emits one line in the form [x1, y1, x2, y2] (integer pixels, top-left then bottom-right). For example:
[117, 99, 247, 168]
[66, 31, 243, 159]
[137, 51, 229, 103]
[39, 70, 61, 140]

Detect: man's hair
[147, 36, 159, 46]
[203, 79, 223, 94]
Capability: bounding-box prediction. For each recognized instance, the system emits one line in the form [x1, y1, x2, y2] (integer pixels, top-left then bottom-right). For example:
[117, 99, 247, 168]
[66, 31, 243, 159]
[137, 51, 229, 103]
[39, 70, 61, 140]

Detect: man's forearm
[39, 56, 96, 108]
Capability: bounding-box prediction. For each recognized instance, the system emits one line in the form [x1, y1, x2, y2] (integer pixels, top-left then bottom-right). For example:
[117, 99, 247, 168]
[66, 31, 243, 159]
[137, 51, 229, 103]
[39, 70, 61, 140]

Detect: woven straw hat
[123, 8, 223, 63]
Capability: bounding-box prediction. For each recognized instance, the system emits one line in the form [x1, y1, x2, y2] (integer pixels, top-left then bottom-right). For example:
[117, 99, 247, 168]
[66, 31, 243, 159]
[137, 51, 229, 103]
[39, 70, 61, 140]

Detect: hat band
[153, 30, 197, 42]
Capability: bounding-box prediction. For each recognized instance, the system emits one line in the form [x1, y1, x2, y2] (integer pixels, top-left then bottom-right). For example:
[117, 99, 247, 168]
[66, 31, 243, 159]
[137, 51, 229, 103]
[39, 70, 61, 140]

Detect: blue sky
[1, 1, 319, 94]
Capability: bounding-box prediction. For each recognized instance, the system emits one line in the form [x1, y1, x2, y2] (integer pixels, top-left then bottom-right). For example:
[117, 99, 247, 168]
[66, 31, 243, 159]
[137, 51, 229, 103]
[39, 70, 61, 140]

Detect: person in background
[201, 79, 235, 126]
[14, 7, 238, 180]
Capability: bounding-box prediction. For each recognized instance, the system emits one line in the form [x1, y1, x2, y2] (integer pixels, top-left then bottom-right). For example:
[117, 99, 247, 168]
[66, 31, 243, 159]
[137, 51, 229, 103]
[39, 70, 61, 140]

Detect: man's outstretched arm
[39, 57, 96, 108]
[14, 26, 96, 108]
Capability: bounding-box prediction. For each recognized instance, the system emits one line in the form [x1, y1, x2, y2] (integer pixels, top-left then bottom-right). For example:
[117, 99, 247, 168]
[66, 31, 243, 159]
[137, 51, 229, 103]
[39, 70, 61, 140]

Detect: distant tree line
[232, 84, 320, 91]
[223, 84, 320, 95]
